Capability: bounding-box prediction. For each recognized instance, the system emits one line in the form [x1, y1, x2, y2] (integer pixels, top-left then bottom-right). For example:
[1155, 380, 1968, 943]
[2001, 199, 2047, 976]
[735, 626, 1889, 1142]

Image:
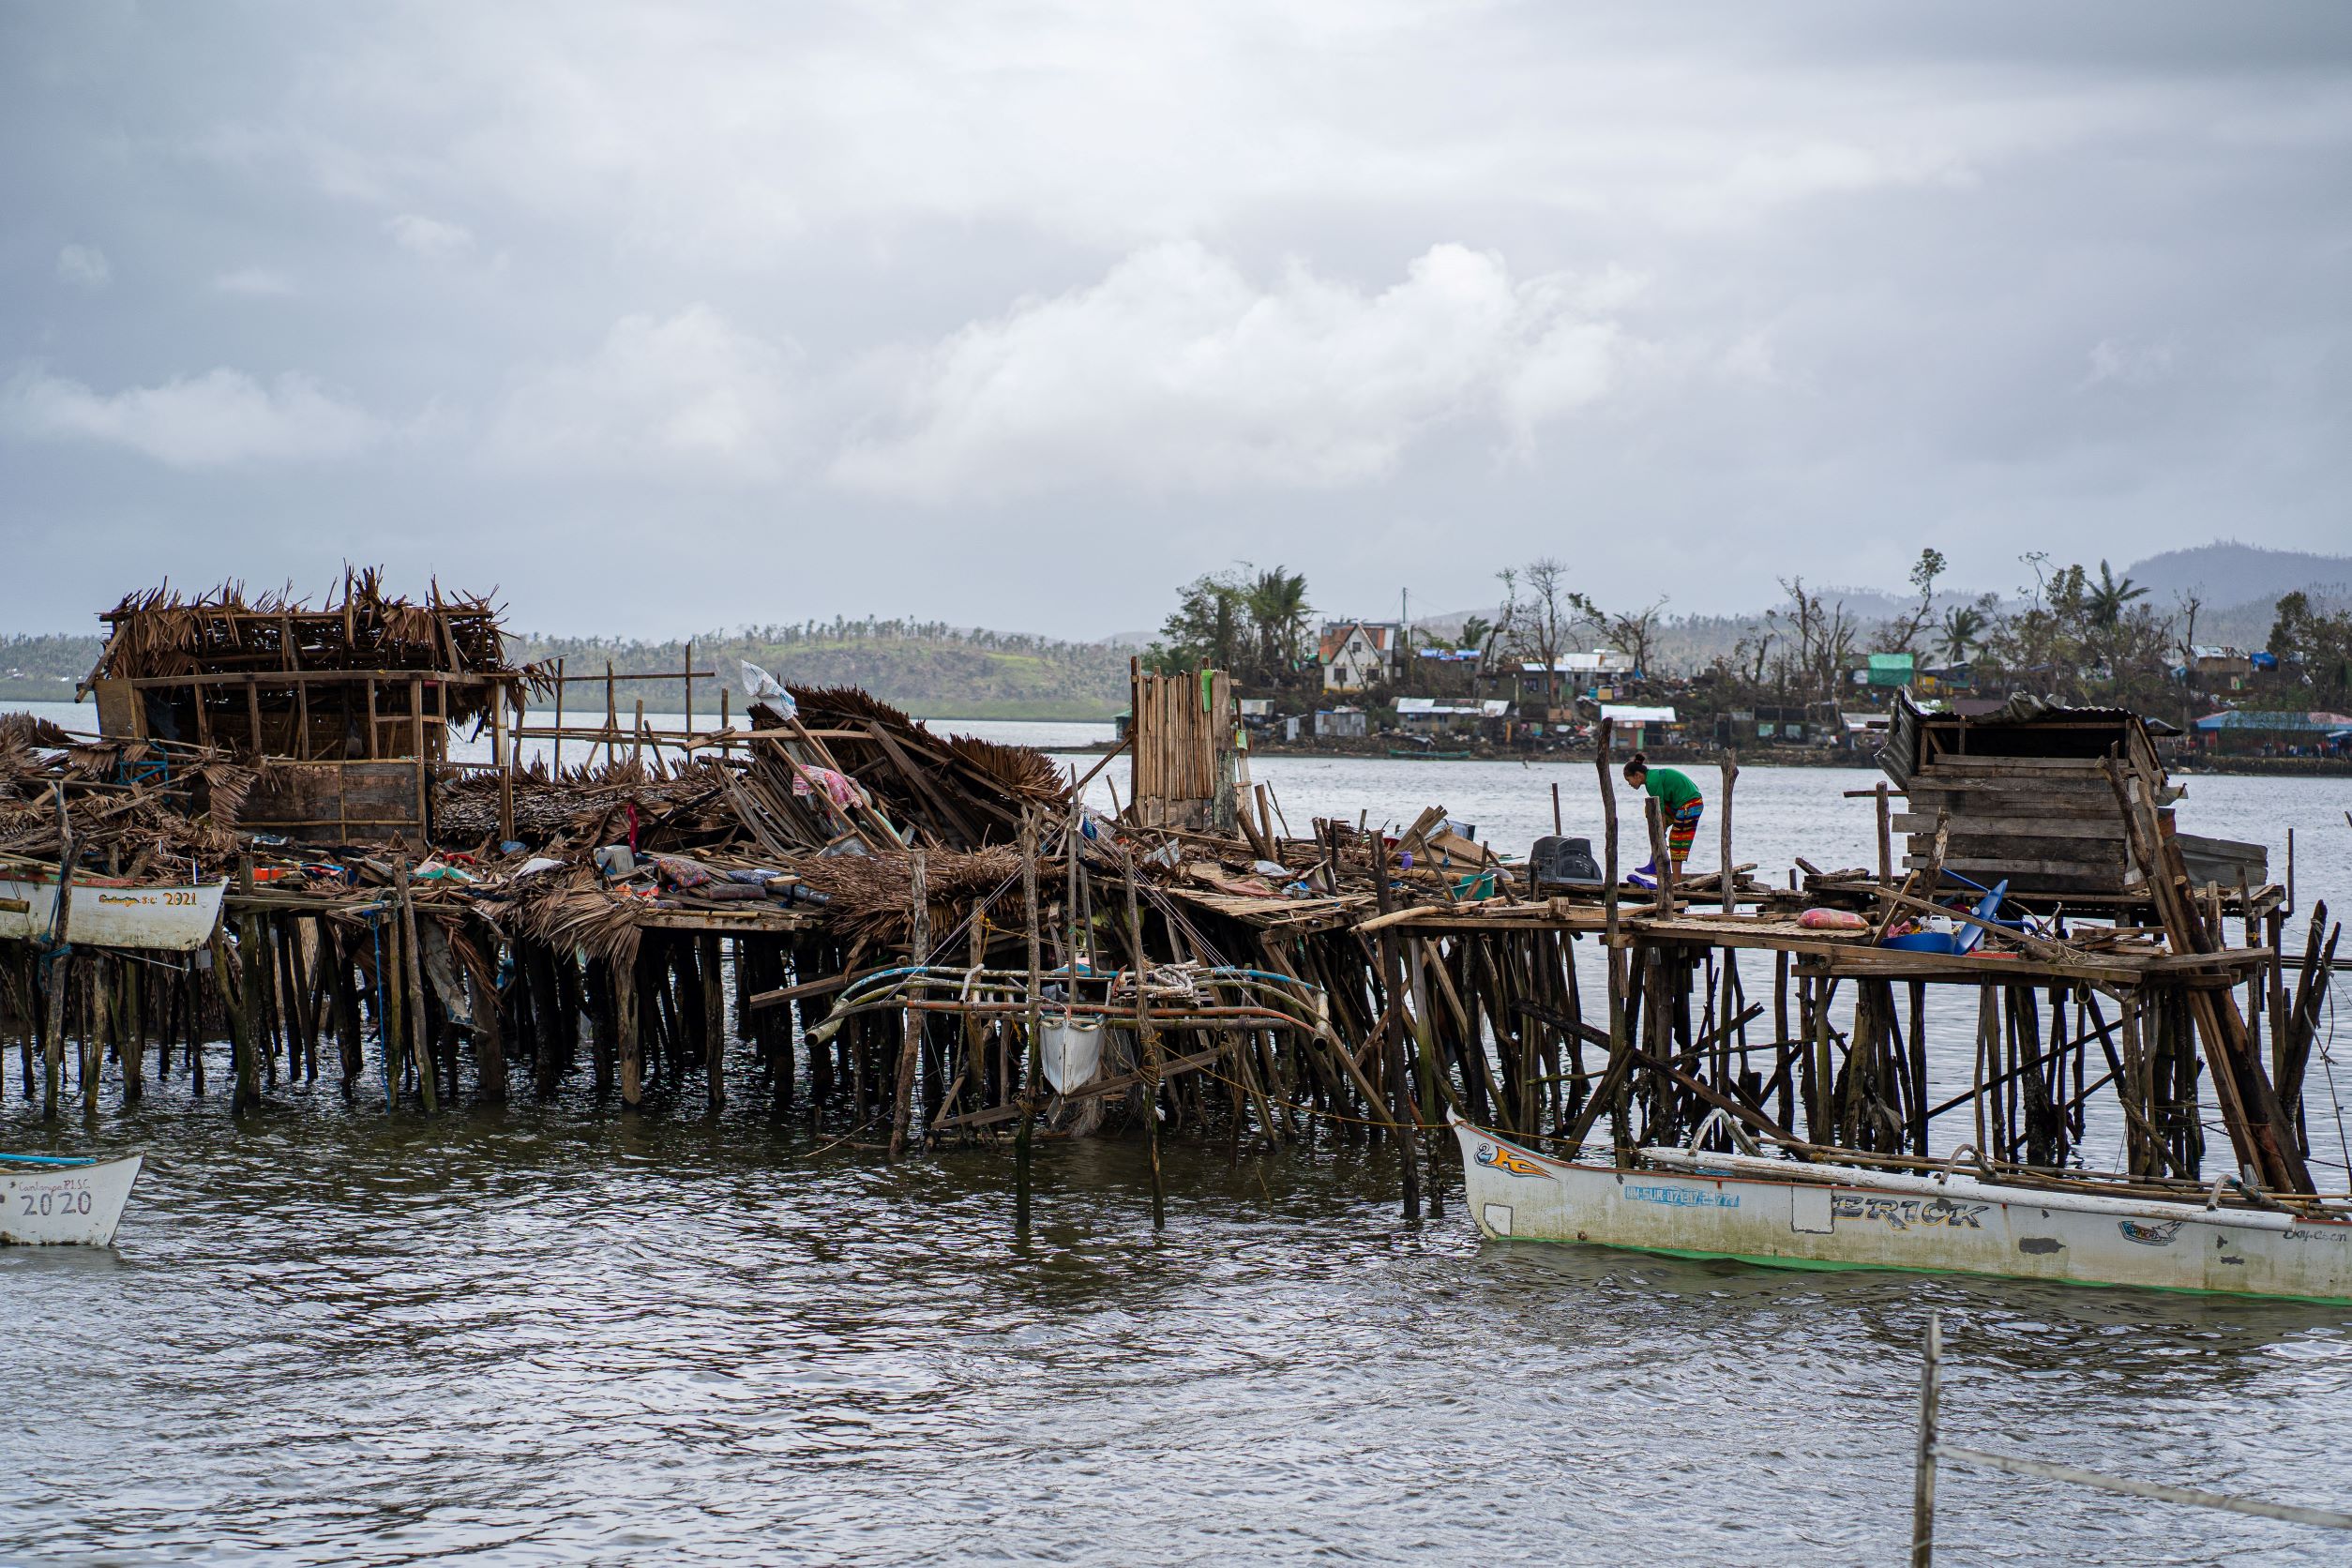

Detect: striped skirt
[1666, 799, 1704, 865]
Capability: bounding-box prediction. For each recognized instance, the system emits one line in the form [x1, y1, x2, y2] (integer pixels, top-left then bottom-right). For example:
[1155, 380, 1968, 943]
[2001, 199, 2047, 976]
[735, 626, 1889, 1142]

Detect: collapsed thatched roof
[85, 567, 531, 715]
[769, 686, 1070, 851]
[0, 722, 259, 875]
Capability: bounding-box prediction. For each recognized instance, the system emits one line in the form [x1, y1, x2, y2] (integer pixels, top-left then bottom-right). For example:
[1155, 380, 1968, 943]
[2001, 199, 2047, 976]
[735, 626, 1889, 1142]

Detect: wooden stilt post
[1372, 836, 1422, 1222]
[615, 950, 641, 1108]
[1121, 840, 1167, 1229]
[1018, 810, 1039, 1232]
[84, 952, 110, 1113]
[493, 679, 514, 846]
[1912, 1309, 1940, 1567]
[890, 852, 927, 1160]
[1876, 781, 1894, 886]
[396, 857, 434, 1114]
[39, 784, 74, 1122]
[234, 852, 266, 1114]
[700, 932, 725, 1114]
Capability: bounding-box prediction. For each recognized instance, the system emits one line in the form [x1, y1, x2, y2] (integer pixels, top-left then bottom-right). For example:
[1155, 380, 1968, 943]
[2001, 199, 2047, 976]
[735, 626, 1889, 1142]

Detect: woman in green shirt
[1623, 751, 1703, 882]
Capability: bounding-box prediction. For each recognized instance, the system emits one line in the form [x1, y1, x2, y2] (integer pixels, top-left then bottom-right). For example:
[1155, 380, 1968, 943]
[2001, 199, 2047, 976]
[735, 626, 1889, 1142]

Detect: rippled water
[10, 1096, 2352, 1565]
[7, 713, 2352, 1563]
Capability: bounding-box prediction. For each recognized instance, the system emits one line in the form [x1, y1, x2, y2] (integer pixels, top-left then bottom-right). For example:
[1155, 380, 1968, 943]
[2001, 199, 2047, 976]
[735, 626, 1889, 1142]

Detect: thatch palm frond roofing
[87, 570, 526, 686]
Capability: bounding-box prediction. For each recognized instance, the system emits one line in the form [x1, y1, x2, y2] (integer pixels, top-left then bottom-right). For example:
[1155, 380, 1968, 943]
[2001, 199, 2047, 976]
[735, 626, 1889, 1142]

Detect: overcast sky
[3, 3, 2347, 640]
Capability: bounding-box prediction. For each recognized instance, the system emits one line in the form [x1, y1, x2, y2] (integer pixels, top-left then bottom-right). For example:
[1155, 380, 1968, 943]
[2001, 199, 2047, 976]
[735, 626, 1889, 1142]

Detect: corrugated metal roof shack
[2192, 709, 2352, 756]
[1879, 694, 2263, 901]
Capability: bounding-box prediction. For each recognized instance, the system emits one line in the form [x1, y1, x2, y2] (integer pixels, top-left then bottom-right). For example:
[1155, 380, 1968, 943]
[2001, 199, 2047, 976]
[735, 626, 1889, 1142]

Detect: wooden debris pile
[734, 687, 1068, 852]
[0, 719, 259, 875]
[435, 755, 743, 855]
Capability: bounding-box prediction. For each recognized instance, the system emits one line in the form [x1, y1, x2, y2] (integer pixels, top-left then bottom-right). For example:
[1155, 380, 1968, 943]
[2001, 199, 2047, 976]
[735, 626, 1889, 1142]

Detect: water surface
[6, 724, 2351, 1563]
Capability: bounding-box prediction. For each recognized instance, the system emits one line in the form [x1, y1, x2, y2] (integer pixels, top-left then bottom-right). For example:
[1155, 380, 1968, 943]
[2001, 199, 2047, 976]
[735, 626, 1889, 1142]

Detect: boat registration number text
[15, 1189, 96, 1217]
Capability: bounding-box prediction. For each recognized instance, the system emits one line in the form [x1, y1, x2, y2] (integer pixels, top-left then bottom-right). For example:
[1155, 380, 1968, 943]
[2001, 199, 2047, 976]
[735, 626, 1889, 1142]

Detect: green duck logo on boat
[2118, 1219, 2184, 1247]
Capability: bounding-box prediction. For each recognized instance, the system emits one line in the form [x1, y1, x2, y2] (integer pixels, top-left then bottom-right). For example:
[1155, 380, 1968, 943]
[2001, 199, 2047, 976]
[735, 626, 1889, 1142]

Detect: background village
[1138, 549, 2352, 765]
[6, 541, 2350, 767]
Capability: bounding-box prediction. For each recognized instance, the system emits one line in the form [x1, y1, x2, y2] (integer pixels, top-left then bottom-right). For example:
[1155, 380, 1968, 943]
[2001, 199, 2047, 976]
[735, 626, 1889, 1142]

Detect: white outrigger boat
[0, 874, 226, 951]
[1454, 1115, 2352, 1304]
[0, 1153, 144, 1246]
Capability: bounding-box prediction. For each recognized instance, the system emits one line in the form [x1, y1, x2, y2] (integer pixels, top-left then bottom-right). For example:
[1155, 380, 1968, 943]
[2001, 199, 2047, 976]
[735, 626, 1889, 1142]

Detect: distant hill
[0, 625, 1128, 719]
[0, 633, 101, 703]
[2113, 541, 2352, 609]
[513, 625, 1128, 720]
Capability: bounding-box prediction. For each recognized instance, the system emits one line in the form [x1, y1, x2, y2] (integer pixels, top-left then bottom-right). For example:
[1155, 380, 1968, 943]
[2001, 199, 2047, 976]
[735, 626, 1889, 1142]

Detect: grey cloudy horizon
[4, 2, 2347, 641]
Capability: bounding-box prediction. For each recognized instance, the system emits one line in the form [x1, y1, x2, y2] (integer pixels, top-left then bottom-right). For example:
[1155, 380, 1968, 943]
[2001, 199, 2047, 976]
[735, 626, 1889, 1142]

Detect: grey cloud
[2, 366, 385, 467]
[54, 244, 109, 288]
[1, 2, 2347, 641]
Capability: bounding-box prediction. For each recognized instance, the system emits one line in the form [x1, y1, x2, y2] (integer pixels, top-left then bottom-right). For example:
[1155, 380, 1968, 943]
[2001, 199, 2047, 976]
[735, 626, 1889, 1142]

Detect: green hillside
[0, 623, 1128, 719]
[513, 623, 1128, 720]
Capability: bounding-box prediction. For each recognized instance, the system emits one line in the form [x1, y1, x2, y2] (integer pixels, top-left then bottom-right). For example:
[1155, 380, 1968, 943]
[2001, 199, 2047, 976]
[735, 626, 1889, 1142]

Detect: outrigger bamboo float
[1, 582, 2344, 1304]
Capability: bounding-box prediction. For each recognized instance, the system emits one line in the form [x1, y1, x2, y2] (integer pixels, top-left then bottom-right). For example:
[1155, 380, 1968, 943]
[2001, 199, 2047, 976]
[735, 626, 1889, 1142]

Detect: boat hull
[0, 879, 226, 951]
[1, 1154, 143, 1245]
[1453, 1120, 2352, 1304]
